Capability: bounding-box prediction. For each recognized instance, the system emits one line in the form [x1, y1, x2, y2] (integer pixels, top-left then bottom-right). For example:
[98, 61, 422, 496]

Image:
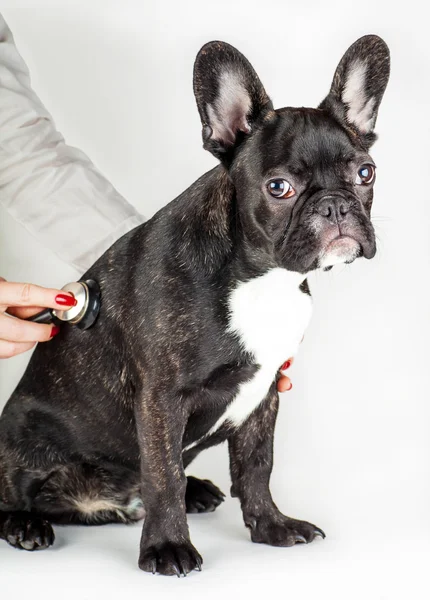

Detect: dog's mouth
[319, 235, 362, 268]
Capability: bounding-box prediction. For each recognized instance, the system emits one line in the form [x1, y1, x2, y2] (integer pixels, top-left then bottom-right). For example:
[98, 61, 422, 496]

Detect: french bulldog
[0, 35, 390, 576]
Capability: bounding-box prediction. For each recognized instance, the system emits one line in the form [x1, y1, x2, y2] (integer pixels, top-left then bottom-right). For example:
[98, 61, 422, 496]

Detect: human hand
[0, 278, 76, 358]
[277, 358, 294, 393]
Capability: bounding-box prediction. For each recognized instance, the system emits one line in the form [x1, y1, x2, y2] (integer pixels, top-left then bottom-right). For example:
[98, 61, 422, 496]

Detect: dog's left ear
[319, 35, 390, 148]
[193, 41, 273, 161]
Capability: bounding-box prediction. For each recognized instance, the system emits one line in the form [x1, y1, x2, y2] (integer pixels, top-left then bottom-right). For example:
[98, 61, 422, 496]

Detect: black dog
[0, 36, 390, 576]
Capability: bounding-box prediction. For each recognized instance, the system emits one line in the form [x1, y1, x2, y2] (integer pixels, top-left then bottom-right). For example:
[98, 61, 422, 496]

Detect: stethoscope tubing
[27, 308, 61, 325]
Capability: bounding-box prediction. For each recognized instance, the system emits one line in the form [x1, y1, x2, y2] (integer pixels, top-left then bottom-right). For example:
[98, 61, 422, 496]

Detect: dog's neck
[174, 165, 291, 281]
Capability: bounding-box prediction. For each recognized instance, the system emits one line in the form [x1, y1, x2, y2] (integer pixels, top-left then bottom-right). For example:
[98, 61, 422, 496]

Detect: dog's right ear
[193, 41, 273, 161]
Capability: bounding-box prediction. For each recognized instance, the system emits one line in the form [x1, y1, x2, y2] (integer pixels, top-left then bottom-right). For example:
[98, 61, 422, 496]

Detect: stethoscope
[26, 280, 101, 331]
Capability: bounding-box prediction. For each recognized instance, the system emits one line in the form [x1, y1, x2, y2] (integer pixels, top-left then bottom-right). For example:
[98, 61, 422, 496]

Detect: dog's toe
[247, 514, 325, 547]
[139, 540, 203, 576]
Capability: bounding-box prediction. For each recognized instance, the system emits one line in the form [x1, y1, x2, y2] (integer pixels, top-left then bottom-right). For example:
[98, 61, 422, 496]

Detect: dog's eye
[355, 164, 376, 185]
[267, 179, 295, 199]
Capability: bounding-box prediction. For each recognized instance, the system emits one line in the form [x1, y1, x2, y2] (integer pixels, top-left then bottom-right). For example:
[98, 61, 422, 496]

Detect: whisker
[371, 214, 393, 223]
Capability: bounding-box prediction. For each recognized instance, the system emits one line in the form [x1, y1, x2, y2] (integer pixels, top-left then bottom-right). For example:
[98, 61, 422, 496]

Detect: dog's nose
[316, 196, 351, 223]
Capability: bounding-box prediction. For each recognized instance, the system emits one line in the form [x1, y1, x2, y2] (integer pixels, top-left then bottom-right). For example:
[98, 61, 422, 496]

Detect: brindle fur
[0, 36, 389, 575]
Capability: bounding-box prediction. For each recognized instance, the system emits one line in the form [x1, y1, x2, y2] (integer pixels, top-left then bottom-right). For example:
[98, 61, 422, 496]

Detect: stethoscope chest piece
[27, 279, 101, 331]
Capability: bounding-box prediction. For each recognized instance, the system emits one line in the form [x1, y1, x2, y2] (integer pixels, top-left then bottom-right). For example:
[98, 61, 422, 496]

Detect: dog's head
[193, 36, 390, 273]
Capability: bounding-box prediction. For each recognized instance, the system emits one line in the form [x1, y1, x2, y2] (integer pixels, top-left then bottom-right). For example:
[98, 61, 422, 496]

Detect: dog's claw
[245, 518, 257, 530]
[314, 528, 326, 539]
[203, 479, 226, 498]
[151, 558, 157, 575]
[295, 534, 307, 543]
[195, 555, 203, 571]
[172, 563, 181, 578]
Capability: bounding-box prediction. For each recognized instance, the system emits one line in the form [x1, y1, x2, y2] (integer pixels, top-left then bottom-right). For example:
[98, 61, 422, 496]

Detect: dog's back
[0, 165, 245, 493]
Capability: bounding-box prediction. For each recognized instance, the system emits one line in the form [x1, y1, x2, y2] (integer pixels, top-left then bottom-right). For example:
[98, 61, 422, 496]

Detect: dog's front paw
[246, 514, 325, 547]
[139, 540, 203, 576]
[3, 512, 55, 551]
[186, 476, 225, 513]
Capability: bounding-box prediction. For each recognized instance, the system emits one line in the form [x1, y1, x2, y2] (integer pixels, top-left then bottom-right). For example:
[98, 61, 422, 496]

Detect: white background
[0, 1, 429, 598]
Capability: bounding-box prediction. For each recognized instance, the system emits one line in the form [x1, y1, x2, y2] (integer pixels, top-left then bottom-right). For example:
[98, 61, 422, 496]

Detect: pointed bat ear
[193, 41, 273, 161]
[319, 35, 390, 148]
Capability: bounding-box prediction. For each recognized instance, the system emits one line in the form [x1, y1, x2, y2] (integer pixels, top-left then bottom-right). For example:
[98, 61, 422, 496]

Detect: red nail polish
[55, 294, 77, 307]
[50, 325, 60, 338]
[281, 360, 291, 371]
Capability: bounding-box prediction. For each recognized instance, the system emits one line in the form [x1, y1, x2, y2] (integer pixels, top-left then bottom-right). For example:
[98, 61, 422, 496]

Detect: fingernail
[281, 360, 291, 371]
[50, 325, 60, 338]
[287, 382, 293, 391]
[55, 293, 77, 307]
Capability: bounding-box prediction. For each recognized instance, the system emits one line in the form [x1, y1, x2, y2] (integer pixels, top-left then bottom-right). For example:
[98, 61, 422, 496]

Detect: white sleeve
[0, 14, 145, 275]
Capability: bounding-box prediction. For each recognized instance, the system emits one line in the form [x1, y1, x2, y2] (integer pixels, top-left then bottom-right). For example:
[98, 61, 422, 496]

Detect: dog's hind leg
[0, 511, 55, 551]
[0, 459, 56, 550]
[0, 461, 143, 551]
[182, 450, 226, 514]
[185, 476, 225, 514]
[32, 462, 145, 526]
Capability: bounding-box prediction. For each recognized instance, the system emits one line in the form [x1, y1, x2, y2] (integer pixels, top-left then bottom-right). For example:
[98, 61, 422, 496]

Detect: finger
[6, 306, 48, 319]
[0, 313, 57, 343]
[0, 339, 36, 359]
[277, 376, 293, 393]
[0, 277, 6, 283]
[0, 281, 76, 311]
[280, 357, 294, 372]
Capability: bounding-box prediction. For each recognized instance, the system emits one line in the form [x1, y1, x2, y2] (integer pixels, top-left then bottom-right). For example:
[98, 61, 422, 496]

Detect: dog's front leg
[135, 391, 202, 576]
[229, 384, 325, 547]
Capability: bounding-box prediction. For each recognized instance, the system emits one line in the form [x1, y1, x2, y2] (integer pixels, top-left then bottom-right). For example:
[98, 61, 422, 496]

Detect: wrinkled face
[193, 36, 389, 275]
[231, 108, 377, 273]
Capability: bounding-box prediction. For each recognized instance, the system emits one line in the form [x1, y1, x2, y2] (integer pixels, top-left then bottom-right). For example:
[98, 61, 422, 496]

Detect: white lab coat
[0, 14, 145, 275]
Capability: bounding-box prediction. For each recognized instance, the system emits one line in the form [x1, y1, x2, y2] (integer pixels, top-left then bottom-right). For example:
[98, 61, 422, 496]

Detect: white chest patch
[184, 268, 312, 452]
